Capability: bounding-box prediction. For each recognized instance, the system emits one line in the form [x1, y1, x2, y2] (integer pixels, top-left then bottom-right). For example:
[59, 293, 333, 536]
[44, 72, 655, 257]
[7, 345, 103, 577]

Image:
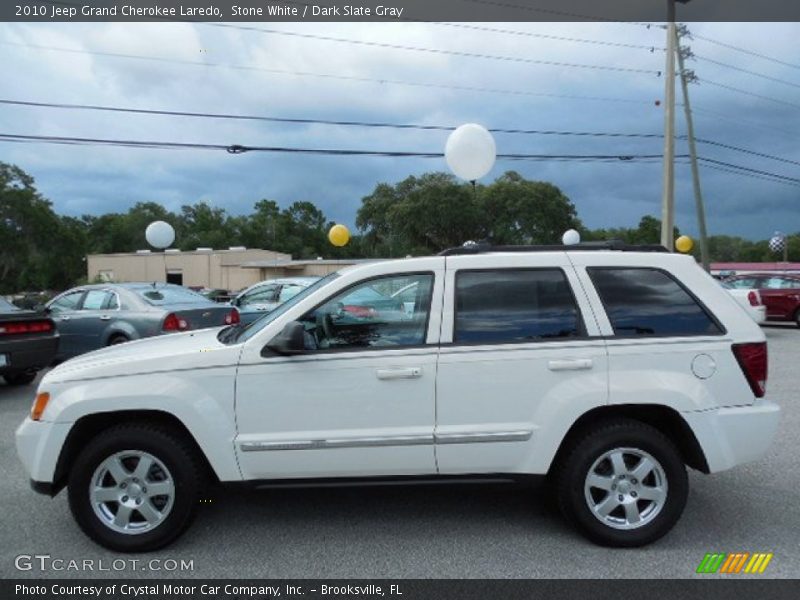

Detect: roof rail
[438, 240, 669, 256]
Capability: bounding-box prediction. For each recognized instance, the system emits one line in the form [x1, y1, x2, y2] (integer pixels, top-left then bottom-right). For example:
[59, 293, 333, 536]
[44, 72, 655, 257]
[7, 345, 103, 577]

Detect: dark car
[46, 283, 240, 361]
[0, 297, 59, 385]
[725, 273, 800, 326]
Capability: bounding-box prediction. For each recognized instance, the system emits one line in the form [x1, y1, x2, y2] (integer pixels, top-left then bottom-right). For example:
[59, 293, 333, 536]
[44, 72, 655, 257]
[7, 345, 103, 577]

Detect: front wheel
[68, 423, 204, 552]
[555, 419, 688, 547]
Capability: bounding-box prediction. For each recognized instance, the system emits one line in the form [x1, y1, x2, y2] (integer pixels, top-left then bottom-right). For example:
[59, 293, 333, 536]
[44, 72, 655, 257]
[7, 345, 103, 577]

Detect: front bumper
[15, 417, 73, 489]
[683, 400, 781, 473]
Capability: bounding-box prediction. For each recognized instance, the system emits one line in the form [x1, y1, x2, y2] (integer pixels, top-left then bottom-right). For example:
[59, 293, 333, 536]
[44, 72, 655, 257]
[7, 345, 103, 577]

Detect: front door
[234, 264, 444, 480]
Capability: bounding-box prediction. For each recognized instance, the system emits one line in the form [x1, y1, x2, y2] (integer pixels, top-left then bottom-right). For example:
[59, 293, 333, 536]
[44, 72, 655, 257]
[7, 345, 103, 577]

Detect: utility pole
[675, 25, 710, 272]
[660, 0, 677, 251]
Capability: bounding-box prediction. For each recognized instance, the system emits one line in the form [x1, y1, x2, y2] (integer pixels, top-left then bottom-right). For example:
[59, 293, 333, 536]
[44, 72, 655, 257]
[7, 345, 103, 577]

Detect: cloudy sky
[1, 20, 798, 241]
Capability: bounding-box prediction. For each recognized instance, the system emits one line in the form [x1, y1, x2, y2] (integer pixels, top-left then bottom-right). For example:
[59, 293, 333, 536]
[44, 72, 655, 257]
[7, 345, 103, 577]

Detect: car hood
[42, 327, 241, 384]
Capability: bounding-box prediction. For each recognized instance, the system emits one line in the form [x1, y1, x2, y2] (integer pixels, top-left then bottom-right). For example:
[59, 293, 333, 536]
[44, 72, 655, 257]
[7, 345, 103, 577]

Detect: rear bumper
[683, 400, 780, 473]
[0, 335, 59, 375]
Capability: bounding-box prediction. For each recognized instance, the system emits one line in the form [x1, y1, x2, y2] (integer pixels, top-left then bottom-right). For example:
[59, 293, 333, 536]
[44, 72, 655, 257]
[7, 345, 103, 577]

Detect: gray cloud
[1, 21, 798, 240]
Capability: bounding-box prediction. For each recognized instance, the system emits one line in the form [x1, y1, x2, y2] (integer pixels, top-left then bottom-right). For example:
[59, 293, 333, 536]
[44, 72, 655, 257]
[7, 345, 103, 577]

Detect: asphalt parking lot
[1, 325, 798, 580]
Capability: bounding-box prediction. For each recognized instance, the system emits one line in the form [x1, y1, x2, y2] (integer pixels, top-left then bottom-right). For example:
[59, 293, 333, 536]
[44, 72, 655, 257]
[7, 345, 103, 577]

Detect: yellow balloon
[328, 224, 350, 247]
[675, 235, 694, 253]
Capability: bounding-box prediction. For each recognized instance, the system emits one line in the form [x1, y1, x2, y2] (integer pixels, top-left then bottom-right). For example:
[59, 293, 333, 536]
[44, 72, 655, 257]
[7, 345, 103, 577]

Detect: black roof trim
[438, 240, 669, 256]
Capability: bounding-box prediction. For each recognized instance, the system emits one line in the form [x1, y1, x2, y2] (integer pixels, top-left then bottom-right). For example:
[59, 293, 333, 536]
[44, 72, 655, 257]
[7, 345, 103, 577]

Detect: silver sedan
[46, 283, 240, 361]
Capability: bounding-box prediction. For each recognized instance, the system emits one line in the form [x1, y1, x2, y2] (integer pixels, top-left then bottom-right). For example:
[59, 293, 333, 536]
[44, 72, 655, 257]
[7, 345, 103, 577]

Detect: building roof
[240, 258, 381, 269]
[711, 262, 800, 272]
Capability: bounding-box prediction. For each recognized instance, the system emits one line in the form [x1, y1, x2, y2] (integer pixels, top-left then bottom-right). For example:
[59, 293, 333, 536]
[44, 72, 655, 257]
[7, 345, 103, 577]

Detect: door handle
[59, 316, 70, 322]
[376, 367, 422, 380]
[99, 315, 111, 321]
[547, 359, 593, 371]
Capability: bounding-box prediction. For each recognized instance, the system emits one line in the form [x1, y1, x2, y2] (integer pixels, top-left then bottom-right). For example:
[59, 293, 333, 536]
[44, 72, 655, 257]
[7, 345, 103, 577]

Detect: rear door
[435, 253, 608, 475]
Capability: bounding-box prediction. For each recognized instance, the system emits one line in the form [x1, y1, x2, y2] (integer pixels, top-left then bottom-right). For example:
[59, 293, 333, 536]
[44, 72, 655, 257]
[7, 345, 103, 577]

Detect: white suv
[16, 244, 780, 551]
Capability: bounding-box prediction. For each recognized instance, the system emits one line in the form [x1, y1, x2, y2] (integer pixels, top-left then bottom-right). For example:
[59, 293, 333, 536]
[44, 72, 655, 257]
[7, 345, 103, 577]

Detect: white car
[16, 243, 779, 551]
[230, 277, 319, 325]
[720, 281, 767, 324]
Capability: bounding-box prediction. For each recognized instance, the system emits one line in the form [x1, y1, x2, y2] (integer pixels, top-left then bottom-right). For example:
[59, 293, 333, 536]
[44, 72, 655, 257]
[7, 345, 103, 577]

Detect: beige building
[87, 248, 365, 291]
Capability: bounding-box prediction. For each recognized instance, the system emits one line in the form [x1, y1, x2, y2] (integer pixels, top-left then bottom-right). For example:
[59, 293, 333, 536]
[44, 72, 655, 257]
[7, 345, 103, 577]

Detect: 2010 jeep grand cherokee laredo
[16, 244, 780, 551]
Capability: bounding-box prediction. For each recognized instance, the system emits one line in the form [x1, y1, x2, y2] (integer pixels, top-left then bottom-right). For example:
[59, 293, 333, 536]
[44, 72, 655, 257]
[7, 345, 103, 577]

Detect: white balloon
[562, 229, 581, 245]
[145, 220, 175, 249]
[445, 123, 497, 181]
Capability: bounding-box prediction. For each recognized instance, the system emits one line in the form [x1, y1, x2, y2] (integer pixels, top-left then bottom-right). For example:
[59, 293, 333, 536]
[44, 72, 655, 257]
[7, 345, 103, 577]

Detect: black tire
[108, 334, 129, 346]
[3, 371, 37, 385]
[67, 422, 204, 552]
[555, 419, 688, 547]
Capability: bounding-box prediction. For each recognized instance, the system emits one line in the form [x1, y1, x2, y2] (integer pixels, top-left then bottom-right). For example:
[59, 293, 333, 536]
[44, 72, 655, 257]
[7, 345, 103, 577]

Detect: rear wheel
[68, 423, 204, 552]
[108, 334, 129, 346]
[3, 371, 37, 385]
[555, 419, 688, 547]
[794, 308, 800, 328]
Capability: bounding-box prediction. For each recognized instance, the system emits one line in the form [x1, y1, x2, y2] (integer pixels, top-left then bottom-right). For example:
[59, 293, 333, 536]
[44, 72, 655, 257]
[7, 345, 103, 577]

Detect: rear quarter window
[588, 267, 722, 337]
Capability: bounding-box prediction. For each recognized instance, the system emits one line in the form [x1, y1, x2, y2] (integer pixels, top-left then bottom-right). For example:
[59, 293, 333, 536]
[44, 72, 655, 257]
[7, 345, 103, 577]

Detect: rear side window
[588, 268, 722, 337]
[454, 269, 582, 344]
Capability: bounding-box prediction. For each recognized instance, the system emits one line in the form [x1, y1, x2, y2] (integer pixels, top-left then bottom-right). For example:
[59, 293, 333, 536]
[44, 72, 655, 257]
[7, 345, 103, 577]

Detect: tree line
[1, 162, 797, 294]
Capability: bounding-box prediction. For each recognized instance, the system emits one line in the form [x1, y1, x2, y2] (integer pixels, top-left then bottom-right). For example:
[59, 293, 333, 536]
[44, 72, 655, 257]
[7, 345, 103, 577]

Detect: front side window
[278, 284, 305, 303]
[239, 284, 279, 306]
[589, 268, 722, 337]
[50, 291, 84, 313]
[454, 269, 582, 344]
[299, 273, 434, 351]
[726, 277, 759, 289]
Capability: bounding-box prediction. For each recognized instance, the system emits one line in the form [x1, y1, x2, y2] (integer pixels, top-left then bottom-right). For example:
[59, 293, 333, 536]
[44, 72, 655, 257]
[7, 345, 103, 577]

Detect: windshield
[135, 285, 210, 306]
[222, 272, 340, 344]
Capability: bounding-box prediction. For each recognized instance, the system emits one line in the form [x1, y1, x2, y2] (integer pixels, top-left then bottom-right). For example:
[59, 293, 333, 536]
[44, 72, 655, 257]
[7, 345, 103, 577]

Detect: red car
[725, 273, 800, 326]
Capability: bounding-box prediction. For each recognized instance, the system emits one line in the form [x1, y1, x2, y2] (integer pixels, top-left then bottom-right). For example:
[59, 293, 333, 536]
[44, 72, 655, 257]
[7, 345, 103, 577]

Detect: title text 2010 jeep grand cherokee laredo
[16, 244, 780, 551]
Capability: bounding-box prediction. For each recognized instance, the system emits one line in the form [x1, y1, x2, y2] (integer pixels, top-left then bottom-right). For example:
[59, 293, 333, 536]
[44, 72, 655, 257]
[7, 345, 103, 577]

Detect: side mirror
[264, 321, 305, 356]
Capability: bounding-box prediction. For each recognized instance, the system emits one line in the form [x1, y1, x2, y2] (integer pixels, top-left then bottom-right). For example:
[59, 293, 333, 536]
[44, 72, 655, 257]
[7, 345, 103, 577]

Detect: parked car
[16, 244, 779, 551]
[0, 297, 58, 385]
[725, 273, 800, 326]
[231, 277, 319, 324]
[719, 281, 766, 324]
[195, 288, 233, 303]
[45, 283, 240, 361]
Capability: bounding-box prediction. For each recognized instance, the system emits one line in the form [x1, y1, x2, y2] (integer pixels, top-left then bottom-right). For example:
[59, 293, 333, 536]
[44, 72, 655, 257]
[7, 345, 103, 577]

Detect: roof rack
[438, 240, 669, 256]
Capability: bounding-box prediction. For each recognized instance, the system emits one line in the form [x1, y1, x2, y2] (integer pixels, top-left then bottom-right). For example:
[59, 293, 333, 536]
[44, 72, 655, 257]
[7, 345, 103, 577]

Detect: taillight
[732, 342, 768, 398]
[162, 313, 189, 332]
[747, 291, 761, 307]
[224, 309, 240, 325]
[0, 320, 54, 335]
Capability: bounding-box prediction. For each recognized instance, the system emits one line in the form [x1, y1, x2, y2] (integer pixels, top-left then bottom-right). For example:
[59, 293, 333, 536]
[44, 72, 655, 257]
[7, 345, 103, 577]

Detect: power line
[699, 79, 800, 110]
[206, 24, 661, 75]
[697, 161, 800, 188]
[0, 132, 676, 162]
[0, 98, 663, 139]
[695, 56, 800, 90]
[8, 98, 800, 168]
[697, 157, 800, 186]
[692, 32, 800, 71]
[431, 22, 664, 51]
[0, 40, 653, 107]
